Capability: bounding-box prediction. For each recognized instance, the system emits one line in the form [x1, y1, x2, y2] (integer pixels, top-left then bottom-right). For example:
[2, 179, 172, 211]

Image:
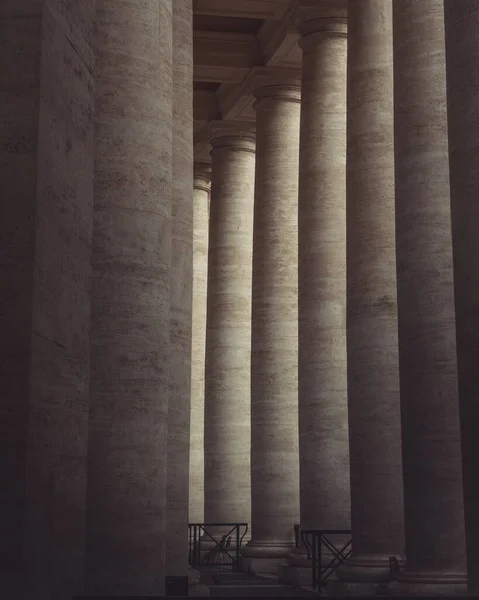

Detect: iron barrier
[300, 528, 352, 591]
[188, 523, 248, 571]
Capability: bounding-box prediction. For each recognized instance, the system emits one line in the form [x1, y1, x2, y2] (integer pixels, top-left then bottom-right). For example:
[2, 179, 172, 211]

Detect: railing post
[235, 525, 240, 571]
[318, 533, 322, 589]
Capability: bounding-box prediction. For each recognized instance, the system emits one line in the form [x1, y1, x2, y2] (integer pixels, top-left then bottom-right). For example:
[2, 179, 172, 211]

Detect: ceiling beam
[193, 0, 290, 20]
[193, 90, 219, 121]
[194, 31, 260, 83]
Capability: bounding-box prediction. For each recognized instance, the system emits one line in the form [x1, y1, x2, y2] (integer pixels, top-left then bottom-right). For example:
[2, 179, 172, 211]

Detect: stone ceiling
[193, 0, 301, 163]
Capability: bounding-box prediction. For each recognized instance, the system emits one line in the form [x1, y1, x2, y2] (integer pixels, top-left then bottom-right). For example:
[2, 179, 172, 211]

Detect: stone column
[189, 163, 211, 525]
[203, 122, 255, 541]
[85, 1, 172, 596]
[240, 75, 300, 575]
[392, 0, 467, 595]
[295, 0, 350, 561]
[166, 0, 193, 596]
[0, 3, 95, 598]
[335, 1, 405, 592]
[444, 2, 479, 595]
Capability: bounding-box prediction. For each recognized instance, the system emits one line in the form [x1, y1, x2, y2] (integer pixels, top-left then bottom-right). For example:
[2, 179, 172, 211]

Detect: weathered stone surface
[85, 1, 172, 595]
[296, 6, 350, 536]
[0, 1, 95, 597]
[189, 164, 211, 524]
[242, 83, 300, 565]
[203, 126, 255, 534]
[338, 0, 405, 585]
[445, 2, 479, 594]
[393, 0, 467, 593]
[167, 0, 194, 584]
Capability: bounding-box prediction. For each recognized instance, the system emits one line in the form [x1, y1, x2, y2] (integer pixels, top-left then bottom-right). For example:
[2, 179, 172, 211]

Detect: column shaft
[242, 84, 300, 567]
[166, 0, 193, 587]
[339, 0, 404, 585]
[0, 3, 95, 597]
[296, 8, 350, 535]
[444, 1, 479, 593]
[393, 0, 467, 592]
[189, 165, 210, 524]
[204, 128, 255, 533]
[85, 1, 172, 595]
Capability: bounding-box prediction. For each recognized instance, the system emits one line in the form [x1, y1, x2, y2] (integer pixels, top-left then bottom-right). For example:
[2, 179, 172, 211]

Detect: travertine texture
[393, 0, 467, 592]
[189, 164, 211, 524]
[242, 84, 300, 561]
[339, 0, 405, 583]
[204, 126, 255, 533]
[444, 2, 479, 594]
[296, 7, 350, 535]
[85, 1, 172, 596]
[0, 2, 95, 598]
[167, 0, 193, 582]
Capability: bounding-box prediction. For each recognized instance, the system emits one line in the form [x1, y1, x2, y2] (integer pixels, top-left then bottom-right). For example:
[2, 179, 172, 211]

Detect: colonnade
[3, 0, 479, 597]
[191, 0, 479, 595]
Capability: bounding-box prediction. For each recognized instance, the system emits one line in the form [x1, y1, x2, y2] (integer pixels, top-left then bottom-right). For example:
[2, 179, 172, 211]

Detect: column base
[388, 572, 468, 597]
[240, 540, 294, 575]
[241, 540, 294, 559]
[279, 546, 312, 586]
[329, 580, 393, 596]
[188, 567, 211, 597]
[241, 556, 288, 576]
[337, 554, 402, 583]
[279, 564, 312, 587]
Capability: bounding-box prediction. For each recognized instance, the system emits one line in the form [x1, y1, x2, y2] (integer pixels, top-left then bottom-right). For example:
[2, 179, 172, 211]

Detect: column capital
[293, 0, 347, 51]
[208, 120, 256, 154]
[243, 66, 301, 106]
[194, 162, 211, 193]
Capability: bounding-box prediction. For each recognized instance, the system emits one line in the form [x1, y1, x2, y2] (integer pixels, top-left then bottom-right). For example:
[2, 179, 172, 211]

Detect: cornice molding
[244, 65, 301, 94]
[208, 120, 256, 142]
[193, 162, 212, 192]
[293, 0, 348, 40]
[258, 3, 300, 67]
[194, 31, 259, 84]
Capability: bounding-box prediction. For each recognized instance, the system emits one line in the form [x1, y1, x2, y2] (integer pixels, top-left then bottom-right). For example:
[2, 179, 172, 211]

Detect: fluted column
[189, 164, 211, 525]
[203, 123, 255, 538]
[392, 0, 467, 594]
[85, 1, 172, 596]
[336, 0, 405, 589]
[241, 77, 300, 573]
[444, 2, 479, 595]
[296, 1, 350, 540]
[166, 0, 193, 593]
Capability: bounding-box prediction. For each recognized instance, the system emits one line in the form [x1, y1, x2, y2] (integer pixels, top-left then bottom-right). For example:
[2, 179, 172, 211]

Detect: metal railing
[299, 527, 352, 591]
[188, 523, 248, 570]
